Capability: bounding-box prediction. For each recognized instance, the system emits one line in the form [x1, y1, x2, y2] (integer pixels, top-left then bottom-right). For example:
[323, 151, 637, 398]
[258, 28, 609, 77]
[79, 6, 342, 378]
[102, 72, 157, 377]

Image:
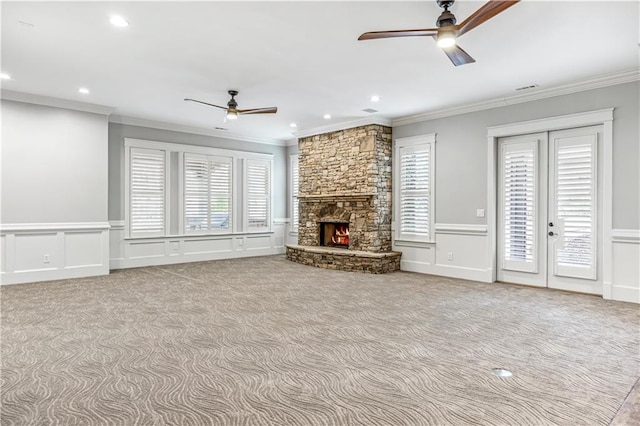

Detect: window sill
[125, 231, 273, 241]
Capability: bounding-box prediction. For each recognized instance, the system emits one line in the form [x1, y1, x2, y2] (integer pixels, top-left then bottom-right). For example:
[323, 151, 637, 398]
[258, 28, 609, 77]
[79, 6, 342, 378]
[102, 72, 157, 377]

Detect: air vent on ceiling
[362, 108, 378, 114]
[515, 84, 539, 91]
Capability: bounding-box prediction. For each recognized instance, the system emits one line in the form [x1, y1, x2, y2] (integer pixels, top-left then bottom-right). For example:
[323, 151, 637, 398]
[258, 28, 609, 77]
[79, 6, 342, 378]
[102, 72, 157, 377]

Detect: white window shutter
[129, 147, 166, 237]
[500, 140, 537, 272]
[184, 154, 209, 232]
[552, 137, 597, 279]
[209, 160, 232, 231]
[291, 156, 299, 233]
[247, 160, 271, 231]
[184, 154, 232, 233]
[398, 144, 431, 242]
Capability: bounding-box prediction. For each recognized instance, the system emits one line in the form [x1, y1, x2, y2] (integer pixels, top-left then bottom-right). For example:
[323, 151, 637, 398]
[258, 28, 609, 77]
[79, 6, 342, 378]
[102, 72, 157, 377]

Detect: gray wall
[393, 81, 640, 229]
[1, 100, 109, 223]
[108, 123, 288, 222]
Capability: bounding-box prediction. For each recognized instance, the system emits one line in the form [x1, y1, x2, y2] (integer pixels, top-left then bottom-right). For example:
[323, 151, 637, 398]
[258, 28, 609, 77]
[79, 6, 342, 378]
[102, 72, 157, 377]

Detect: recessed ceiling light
[492, 368, 513, 377]
[370, 95, 381, 102]
[110, 15, 129, 27]
[323, 114, 331, 120]
[290, 123, 297, 128]
[78, 88, 90, 94]
[0, 73, 12, 80]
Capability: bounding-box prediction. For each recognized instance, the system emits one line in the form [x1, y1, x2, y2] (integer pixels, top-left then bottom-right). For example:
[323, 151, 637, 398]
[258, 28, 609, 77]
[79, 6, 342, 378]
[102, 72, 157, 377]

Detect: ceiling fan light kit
[358, 0, 520, 66]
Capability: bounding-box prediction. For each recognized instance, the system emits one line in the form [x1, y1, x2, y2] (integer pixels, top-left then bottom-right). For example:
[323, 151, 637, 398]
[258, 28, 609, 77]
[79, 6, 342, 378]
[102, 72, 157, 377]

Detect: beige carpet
[1, 255, 638, 425]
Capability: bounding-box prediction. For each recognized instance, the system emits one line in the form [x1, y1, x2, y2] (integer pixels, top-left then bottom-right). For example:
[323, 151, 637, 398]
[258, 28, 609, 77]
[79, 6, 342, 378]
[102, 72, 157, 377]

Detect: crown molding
[292, 116, 392, 139]
[0, 90, 114, 115]
[393, 69, 640, 127]
[109, 115, 287, 147]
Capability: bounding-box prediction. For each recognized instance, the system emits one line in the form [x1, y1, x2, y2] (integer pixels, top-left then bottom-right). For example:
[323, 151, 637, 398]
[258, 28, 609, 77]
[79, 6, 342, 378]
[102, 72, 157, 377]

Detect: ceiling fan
[185, 90, 277, 121]
[358, 0, 520, 66]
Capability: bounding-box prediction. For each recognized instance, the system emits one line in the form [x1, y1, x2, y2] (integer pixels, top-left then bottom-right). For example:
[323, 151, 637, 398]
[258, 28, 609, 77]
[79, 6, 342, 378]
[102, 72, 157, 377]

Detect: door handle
[548, 231, 554, 236]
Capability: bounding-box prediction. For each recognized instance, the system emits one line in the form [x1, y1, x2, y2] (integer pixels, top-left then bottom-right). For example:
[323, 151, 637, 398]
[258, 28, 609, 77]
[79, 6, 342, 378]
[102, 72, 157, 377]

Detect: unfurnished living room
[1, 1, 639, 425]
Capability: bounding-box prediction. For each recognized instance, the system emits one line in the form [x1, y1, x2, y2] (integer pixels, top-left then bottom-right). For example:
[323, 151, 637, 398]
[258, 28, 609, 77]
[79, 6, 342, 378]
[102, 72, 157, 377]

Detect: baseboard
[610, 285, 640, 304]
[400, 260, 492, 282]
[110, 246, 284, 269]
[1, 265, 108, 285]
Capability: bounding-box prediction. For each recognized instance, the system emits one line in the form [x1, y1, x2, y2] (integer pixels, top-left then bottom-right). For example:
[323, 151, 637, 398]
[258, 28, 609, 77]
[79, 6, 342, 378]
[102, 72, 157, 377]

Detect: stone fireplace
[286, 124, 401, 273]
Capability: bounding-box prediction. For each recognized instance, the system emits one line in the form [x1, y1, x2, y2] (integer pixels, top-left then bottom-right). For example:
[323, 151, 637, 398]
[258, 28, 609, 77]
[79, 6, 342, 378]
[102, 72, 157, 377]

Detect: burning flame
[331, 225, 349, 246]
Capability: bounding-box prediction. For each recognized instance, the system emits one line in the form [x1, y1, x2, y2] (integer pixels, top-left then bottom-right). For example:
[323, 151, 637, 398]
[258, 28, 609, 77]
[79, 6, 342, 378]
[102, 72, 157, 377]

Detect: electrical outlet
[447, 252, 453, 261]
[43, 254, 50, 264]
[476, 209, 485, 218]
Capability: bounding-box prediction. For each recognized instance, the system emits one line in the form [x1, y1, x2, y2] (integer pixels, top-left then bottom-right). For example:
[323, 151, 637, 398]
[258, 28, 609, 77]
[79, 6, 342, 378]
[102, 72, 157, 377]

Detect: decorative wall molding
[393, 69, 638, 127]
[1, 222, 111, 232]
[292, 116, 392, 139]
[110, 221, 287, 270]
[611, 229, 640, 243]
[1, 90, 114, 116]
[1, 222, 109, 285]
[111, 115, 287, 146]
[434, 223, 488, 235]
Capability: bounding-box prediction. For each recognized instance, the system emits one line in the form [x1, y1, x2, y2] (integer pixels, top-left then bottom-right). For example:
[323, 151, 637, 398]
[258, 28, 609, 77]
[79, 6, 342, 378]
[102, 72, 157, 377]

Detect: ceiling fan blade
[358, 28, 439, 40]
[238, 107, 278, 115]
[442, 45, 476, 66]
[184, 98, 227, 110]
[457, 0, 520, 37]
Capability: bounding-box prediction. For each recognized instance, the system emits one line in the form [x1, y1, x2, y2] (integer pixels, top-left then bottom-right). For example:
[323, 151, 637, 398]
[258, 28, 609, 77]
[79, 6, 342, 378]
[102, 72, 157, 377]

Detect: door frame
[486, 108, 614, 298]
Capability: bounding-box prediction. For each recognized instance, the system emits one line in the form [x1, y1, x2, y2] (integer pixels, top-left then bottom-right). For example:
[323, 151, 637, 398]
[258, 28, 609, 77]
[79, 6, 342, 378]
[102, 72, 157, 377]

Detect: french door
[497, 126, 602, 295]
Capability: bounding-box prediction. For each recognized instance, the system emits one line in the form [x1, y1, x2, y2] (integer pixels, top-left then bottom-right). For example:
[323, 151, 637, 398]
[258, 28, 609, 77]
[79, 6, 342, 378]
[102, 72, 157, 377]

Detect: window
[500, 140, 537, 272]
[395, 134, 435, 243]
[246, 159, 272, 231]
[290, 155, 299, 233]
[128, 147, 166, 238]
[125, 138, 272, 238]
[184, 154, 232, 233]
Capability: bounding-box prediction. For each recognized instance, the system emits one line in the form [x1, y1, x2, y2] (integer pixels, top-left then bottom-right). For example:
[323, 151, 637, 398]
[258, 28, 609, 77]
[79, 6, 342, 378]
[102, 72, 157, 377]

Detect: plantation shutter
[291, 156, 299, 232]
[129, 147, 166, 237]
[247, 159, 271, 231]
[184, 154, 232, 233]
[501, 140, 537, 272]
[398, 144, 431, 242]
[209, 159, 232, 231]
[551, 135, 597, 279]
[184, 155, 209, 232]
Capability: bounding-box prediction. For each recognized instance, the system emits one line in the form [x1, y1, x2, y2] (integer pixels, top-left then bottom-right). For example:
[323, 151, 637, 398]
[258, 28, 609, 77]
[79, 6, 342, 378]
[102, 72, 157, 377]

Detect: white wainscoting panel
[0, 235, 5, 273]
[110, 219, 287, 270]
[1, 223, 110, 285]
[607, 229, 640, 303]
[394, 223, 491, 282]
[65, 232, 105, 268]
[183, 238, 234, 255]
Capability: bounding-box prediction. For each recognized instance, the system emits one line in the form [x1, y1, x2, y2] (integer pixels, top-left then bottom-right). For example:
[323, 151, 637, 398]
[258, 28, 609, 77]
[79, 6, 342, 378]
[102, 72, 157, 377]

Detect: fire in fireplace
[319, 222, 349, 248]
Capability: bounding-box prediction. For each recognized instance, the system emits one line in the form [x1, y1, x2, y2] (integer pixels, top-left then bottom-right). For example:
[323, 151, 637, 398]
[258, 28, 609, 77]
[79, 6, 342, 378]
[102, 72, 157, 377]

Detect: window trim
[394, 133, 436, 245]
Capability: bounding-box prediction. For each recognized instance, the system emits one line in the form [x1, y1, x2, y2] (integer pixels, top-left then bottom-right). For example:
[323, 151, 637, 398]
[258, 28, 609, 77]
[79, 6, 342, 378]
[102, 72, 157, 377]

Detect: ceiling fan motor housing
[227, 90, 239, 109]
[436, 0, 456, 27]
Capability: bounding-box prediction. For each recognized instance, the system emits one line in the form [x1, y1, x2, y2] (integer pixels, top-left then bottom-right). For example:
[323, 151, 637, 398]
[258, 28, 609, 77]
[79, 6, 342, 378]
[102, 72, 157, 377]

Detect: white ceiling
[2, 1, 639, 142]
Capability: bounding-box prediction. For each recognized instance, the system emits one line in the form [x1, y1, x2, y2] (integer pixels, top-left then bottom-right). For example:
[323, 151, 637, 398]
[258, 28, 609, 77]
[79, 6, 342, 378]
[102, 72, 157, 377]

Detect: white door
[497, 126, 602, 295]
